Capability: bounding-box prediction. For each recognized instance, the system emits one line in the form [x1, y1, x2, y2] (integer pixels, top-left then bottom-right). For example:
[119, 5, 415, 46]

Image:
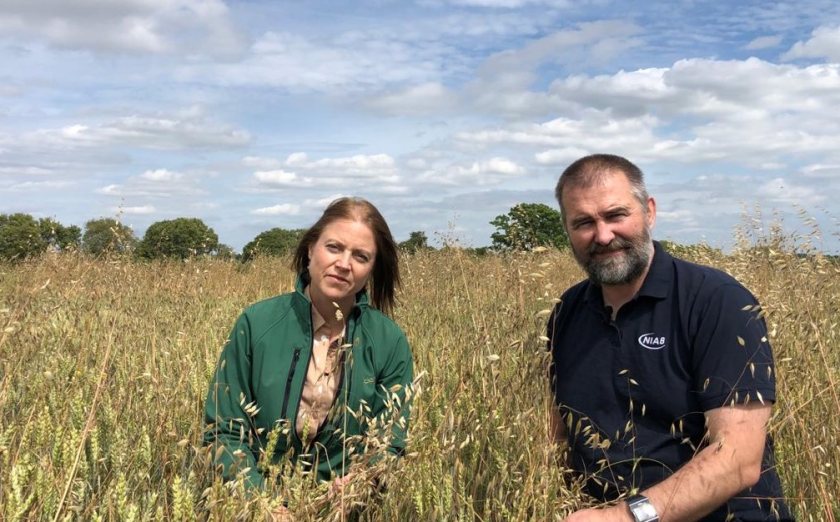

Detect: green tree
[0, 213, 48, 261]
[241, 227, 305, 262]
[82, 218, 137, 255]
[39, 217, 81, 251]
[490, 203, 568, 251]
[214, 243, 237, 261]
[138, 217, 219, 260]
[399, 231, 431, 254]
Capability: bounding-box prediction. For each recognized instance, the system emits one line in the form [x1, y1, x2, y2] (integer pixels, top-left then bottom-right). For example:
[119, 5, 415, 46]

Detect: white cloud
[285, 152, 308, 166]
[476, 21, 642, 89]
[185, 30, 454, 92]
[96, 168, 205, 199]
[6, 180, 72, 191]
[97, 184, 122, 196]
[535, 147, 590, 165]
[307, 195, 353, 209]
[118, 205, 156, 215]
[782, 24, 840, 62]
[0, 165, 54, 176]
[420, 157, 526, 185]
[365, 82, 457, 116]
[483, 157, 524, 175]
[458, 58, 840, 169]
[801, 164, 840, 178]
[251, 204, 301, 216]
[0, 0, 246, 56]
[141, 169, 182, 182]
[756, 177, 826, 205]
[657, 209, 697, 223]
[253, 170, 306, 187]
[435, 0, 572, 6]
[295, 154, 397, 178]
[745, 35, 782, 50]
[252, 153, 403, 191]
[242, 156, 283, 169]
[459, 114, 660, 160]
[3, 2, 840, 253]
[15, 111, 250, 153]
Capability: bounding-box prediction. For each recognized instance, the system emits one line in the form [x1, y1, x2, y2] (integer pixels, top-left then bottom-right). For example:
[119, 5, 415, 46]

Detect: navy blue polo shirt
[548, 242, 791, 521]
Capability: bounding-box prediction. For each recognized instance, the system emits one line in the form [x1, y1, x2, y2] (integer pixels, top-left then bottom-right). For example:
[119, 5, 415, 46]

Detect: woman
[203, 197, 414, 501]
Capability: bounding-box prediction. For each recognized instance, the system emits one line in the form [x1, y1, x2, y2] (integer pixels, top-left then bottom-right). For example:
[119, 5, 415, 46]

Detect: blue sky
[2, 0, 840, 252]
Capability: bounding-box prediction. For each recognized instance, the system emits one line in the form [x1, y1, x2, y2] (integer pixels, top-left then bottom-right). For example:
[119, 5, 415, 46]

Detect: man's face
[562, 170, 656, 286]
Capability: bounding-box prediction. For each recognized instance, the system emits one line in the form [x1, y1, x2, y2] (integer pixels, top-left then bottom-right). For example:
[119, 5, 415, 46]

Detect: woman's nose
[335, 253, 351, 269]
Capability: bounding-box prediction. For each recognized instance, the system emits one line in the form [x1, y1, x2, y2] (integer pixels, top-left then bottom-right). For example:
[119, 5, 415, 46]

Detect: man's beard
[574, 227, 652, 286]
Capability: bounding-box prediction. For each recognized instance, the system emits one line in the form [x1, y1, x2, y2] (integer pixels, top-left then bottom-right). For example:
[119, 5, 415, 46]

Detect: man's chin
[586, 261, 632, 285]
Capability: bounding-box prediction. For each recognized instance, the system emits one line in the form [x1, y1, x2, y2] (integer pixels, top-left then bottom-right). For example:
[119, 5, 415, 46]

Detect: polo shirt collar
[582, 240, 672, 305]
[637, 241, 672, 300]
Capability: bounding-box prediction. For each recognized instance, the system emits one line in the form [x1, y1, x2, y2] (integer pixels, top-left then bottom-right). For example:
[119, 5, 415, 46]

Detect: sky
[2, 0, 840, 253]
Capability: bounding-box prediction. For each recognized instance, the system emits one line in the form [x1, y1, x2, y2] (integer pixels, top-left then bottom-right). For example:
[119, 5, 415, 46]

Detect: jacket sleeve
[376, 331, 414, 456]
[203, 312, 265, 490]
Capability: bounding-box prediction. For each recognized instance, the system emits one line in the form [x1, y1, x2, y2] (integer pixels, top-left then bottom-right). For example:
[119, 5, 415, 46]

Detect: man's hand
[269, 504, 293, 522]
[564, 504, 631, 522]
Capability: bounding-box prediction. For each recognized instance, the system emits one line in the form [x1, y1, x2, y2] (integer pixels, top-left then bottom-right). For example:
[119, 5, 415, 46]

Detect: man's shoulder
[551, 278, 592, 322]
[560, 278, 591, 300]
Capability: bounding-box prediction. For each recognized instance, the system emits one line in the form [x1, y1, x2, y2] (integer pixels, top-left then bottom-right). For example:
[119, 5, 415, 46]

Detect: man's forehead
[563, 170, 635, 203]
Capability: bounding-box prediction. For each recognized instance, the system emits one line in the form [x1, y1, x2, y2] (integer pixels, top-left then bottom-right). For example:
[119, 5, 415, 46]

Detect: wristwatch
[627, 494, 659, 522]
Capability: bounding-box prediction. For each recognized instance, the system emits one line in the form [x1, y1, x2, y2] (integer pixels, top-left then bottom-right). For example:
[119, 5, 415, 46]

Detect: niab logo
[638, 332, 667, 350]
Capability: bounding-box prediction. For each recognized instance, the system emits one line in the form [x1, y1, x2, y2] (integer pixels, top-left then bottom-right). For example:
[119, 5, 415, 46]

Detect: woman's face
[307, 218, 377, 310]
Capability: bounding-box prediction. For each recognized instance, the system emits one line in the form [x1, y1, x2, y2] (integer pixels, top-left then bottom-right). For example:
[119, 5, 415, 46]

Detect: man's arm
[565, 402, 771, 522]
[550, 405, 567, 445]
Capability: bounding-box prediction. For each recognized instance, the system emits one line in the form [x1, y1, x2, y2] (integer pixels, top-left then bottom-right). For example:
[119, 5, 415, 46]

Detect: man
[547, 154, 792, 521]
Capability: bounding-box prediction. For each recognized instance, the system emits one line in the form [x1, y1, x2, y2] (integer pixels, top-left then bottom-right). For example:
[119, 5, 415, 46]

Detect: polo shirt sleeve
[691, 283, 777, 412]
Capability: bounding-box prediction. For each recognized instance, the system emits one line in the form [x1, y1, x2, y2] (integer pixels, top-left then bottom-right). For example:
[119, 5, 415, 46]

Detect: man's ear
[646, 197, 656, 229]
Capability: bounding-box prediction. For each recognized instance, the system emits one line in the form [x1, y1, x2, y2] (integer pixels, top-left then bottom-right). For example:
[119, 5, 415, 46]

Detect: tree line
[0, 203, 570, 262]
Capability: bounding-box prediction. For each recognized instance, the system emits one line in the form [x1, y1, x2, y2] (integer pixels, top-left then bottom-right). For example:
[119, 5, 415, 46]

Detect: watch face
[629, 497, 658, 522]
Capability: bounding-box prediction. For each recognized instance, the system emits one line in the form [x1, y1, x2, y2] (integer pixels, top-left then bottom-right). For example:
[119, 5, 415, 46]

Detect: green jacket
[203, 277, 414, 488]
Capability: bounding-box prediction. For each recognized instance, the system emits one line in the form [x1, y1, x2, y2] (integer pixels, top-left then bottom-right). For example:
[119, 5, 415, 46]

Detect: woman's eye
[355, 253, 370, 263]
[326, 244, 340, 252]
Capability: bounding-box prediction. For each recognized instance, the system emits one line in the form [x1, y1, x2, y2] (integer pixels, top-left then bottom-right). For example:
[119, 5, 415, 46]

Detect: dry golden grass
[0, 241, 838, 520]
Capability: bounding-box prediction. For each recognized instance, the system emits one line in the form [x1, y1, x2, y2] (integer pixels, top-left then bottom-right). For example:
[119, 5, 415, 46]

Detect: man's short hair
[555, 154, 650, 221]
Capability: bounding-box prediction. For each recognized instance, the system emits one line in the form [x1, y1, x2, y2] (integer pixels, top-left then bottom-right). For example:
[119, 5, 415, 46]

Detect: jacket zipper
[280, 347, 302, 421]
[288, 316, 316, 448]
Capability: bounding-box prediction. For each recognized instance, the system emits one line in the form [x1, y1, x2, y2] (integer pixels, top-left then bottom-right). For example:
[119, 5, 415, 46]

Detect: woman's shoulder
[239, 291, 301, 330]
[358, 306, 408, 341]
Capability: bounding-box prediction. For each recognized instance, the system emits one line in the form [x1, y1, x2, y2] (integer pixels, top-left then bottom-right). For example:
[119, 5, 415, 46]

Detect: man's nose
[594, 222, 615, 245]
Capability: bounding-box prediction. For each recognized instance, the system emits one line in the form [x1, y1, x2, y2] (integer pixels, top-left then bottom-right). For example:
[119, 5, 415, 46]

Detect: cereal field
[1, 244, 838, 520]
